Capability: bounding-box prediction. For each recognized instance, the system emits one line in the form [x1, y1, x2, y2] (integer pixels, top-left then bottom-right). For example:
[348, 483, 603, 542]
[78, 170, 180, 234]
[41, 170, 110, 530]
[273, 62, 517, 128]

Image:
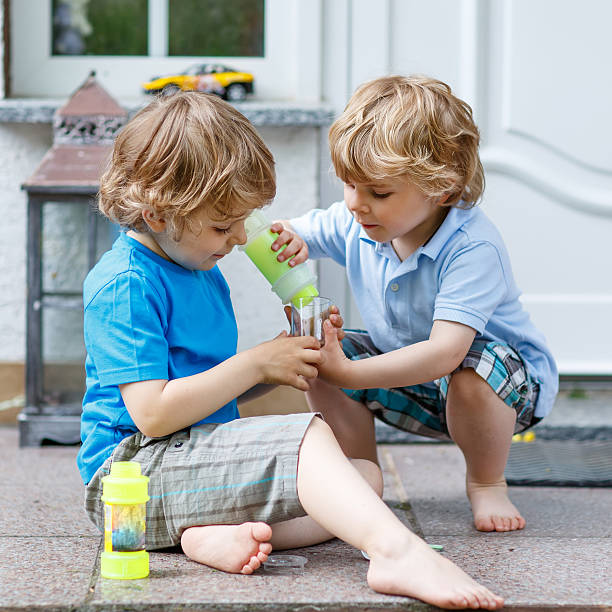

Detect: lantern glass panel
[39, 200, 118, 410]
[42, 306, 86, 408]
[42, 201, 89, 294]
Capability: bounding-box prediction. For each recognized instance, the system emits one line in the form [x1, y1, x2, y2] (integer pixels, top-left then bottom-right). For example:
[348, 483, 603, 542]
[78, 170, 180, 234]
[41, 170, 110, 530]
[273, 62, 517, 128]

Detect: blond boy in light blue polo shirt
[273, 75, 558, 534]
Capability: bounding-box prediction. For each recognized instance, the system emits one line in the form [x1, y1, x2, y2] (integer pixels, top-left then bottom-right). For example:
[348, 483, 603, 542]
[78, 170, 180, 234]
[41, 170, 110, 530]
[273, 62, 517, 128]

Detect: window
[51, 0, 264, 58]
[52, 0, 148, 56]
[168, 0, 264, 57]
[11, 0, 321, 101]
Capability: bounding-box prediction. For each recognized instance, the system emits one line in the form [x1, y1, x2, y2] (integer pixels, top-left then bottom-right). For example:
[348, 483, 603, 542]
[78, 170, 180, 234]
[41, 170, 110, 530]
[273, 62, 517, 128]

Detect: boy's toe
[463, 592, 479, 608]
[492, 516, 508, 531]
[257, 550, 269, 563]
[509, 516, 521, 530]
[474, 516, 495, 531]
[251, 521, 273, 543]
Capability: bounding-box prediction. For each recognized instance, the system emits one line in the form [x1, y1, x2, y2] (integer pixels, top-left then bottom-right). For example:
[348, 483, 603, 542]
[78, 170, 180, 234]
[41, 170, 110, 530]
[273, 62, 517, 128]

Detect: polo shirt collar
[421, 205, 474, 260]
[358, 227, 399, 261]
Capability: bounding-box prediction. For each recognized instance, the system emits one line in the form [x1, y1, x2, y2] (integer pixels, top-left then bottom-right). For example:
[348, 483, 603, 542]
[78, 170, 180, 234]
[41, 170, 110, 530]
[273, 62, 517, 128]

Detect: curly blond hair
[329, 75, 484, 206]
[99, 91, 276, 238]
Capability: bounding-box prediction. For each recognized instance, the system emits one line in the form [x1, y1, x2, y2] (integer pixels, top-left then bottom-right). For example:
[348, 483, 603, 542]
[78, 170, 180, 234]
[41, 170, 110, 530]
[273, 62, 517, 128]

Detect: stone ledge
[0, 98, 335, 127]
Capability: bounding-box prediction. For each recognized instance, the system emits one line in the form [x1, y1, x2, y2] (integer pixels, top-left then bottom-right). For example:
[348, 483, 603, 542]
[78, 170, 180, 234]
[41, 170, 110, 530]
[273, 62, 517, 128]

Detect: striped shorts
[341, 331, 541, 441]
[84, 413, 317, 549]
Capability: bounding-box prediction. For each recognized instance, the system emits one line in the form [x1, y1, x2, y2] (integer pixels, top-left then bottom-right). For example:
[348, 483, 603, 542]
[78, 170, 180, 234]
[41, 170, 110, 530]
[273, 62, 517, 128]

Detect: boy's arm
[320, 241, 510, 389]
[318, 319, 476, 389]
[120, 333, 321, 438]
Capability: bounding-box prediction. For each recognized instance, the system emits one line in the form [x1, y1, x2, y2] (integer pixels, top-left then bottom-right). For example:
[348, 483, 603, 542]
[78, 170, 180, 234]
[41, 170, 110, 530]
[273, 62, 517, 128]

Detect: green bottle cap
[101, 461, 149, 505]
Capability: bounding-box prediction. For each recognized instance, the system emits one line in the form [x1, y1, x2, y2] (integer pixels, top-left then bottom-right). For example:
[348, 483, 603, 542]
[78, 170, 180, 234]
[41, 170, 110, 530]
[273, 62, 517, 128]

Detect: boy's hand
[250, 331, 322, 392]
[269, 221, 309, 266]
[315, 320, 354, 387]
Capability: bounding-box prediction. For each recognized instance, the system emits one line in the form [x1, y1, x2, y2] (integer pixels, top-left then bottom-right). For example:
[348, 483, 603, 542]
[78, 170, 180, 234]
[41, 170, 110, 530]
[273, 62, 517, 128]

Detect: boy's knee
[448, 368, 489, 403]
[351, 458, 384, 497]
[306, 414, 335, 440]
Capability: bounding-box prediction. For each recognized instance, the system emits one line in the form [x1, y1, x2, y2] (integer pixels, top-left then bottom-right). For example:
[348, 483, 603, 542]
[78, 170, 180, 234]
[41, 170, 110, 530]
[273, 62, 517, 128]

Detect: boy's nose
[347, 191, 369, 214]
[231, 222, 248, 246]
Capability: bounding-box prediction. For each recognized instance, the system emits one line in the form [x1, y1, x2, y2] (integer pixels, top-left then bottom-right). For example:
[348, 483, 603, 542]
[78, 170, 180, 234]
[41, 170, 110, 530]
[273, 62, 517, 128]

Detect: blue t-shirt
[290, 202, 558, 418]
[77, 233, 240, 484]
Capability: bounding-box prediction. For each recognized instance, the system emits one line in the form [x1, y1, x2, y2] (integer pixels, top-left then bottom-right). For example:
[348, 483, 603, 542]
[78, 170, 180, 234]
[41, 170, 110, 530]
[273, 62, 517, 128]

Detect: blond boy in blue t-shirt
[272, 75, 558, 534]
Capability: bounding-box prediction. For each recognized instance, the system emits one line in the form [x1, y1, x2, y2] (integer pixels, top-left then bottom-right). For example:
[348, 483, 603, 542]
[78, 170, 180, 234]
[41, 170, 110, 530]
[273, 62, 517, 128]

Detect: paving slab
[0, 427, 97, 537]
[381, 444, 612, 608]
[89, 444, 420, 610]
[434, 535, 612, 607]
[83, 453, 429, 610]
[0, 536, 98, 610]
[91, 539, 417, 610]
[381, 444, 612, 538]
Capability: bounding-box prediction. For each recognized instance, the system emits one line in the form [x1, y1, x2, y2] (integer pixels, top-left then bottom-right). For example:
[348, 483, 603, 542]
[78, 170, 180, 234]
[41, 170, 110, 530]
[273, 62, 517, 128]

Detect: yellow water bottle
[100, 461, 150, 580]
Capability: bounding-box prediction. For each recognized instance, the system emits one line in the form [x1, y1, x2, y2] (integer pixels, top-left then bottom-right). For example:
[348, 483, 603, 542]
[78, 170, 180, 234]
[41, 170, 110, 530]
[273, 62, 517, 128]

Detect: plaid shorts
[84, 413, 317, 549]
[341, 331, 541, 441]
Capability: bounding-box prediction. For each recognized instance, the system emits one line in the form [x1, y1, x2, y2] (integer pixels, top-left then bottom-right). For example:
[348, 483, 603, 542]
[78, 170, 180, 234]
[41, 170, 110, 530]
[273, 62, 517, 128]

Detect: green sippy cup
[100, 461, 150, 580]
[239, 209, 319, 307]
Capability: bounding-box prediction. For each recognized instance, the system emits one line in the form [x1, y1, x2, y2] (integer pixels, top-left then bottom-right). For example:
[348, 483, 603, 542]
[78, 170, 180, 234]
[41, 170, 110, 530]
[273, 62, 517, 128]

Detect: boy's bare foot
[467, 479, 526, 532]
[181, 521, 273, 574]
[366, 534, 504, 609]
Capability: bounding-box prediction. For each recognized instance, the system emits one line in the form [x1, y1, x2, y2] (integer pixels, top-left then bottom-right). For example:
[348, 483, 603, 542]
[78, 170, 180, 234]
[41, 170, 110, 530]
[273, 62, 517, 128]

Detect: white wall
[0, 124, 52, 362]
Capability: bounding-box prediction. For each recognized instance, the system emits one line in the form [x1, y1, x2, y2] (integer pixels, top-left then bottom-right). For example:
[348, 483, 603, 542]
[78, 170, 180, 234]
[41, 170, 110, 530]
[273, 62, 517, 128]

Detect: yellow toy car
[142, 63, 254, 101]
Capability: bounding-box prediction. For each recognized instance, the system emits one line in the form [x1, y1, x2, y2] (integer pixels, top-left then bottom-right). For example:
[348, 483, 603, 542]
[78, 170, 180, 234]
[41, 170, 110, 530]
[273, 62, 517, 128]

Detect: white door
[319, 0, 612, 375]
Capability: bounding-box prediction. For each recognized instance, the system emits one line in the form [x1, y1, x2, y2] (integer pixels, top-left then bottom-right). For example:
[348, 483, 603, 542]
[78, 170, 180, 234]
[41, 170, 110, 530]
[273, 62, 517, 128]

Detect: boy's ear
[437, 193, 452, 206]
[142, 209, 167, 233]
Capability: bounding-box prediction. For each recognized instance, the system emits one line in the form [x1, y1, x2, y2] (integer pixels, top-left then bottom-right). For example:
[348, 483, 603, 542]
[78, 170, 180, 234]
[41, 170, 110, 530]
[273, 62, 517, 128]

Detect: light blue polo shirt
[77, 233, 240, 484]
[291, 202, 558, 418]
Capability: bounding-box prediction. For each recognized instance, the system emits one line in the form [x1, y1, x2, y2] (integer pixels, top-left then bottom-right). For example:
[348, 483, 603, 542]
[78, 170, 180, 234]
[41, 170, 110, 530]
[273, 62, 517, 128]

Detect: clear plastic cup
[290, 296, 331, 344]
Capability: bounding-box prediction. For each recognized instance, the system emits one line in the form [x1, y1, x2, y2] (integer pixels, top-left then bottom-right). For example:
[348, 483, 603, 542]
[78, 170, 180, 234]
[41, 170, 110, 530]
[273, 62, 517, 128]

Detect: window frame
[8, 0, 321, 102]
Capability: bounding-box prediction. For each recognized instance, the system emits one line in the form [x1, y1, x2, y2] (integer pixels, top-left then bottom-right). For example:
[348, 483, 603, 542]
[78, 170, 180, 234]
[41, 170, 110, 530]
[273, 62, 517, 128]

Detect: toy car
[142, 63, 254, 101]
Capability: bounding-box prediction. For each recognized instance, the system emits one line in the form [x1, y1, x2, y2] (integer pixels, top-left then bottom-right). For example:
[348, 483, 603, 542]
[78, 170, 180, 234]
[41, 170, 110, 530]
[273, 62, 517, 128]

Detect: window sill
[0, 98, 335, 127]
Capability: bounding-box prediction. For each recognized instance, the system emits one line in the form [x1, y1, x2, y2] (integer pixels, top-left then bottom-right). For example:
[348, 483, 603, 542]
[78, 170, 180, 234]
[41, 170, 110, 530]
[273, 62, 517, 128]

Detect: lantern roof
[22, 71, 128, 191]
[22, 145, 112, 193]
[57, 71, 126, 118]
